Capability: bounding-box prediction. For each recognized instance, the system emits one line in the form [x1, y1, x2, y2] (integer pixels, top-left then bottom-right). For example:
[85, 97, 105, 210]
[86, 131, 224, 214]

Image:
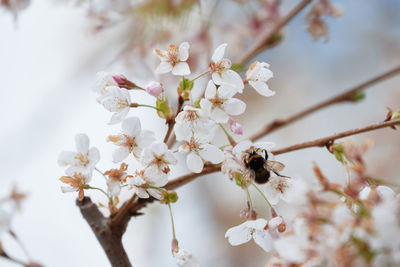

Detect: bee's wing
[264, 160, 285, 172]
[244, 168, 255, 181]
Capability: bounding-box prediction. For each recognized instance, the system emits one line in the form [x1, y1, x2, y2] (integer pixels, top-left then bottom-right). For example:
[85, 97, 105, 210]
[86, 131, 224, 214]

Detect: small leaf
[234, 173, 243, 187]
[351, 91, 365, 102]
[332, 143, 346, 164]
[230, 63, 245, 72]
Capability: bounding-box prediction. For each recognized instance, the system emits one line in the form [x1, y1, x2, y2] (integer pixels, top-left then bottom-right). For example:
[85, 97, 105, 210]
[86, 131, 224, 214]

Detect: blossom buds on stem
[112, 75, 143, 90]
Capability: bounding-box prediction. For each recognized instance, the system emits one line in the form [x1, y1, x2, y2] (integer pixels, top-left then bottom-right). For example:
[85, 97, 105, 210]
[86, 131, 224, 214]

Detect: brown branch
[77, 197, 132, 267]
[249, 65, 400, 141]
[163, 97, 184, 144]
[238, 0, 313, 65]
[271, 119, 400, 155]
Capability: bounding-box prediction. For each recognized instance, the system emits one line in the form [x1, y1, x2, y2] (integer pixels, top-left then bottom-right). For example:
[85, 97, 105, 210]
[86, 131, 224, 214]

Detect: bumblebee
[244, 148, 287, 184]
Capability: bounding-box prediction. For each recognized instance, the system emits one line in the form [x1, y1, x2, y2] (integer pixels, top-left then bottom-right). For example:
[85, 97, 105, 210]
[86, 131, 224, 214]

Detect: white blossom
[209, 43, 244, 92]
[174, 106, 217, 141]
[104, 163, 131, 197]
[92, 71, 117, 103]
[200, 80, 246, 123]
[101, 86, 131, 124]
[154, 42, 191, 76]
[128, 167, 167, 200]
[173, 248, 199, 267]
[58, 133, 100, 175]
[225, 218, 273, 252]
[246, 61, 274, 96]
[232, 140, 275, 158]
[107, 117, 155, 163]
[179, 132, 224, 173]
[141, 142, 177, 178]
[59, 172, 92, 201]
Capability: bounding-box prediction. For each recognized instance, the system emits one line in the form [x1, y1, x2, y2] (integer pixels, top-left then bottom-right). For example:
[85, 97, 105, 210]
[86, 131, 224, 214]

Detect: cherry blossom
[174, 106, 217, 141]
[128, 168, 167, 200]
[141, 142, 177, 177]
[178, 133, 224, 173]
[104, 163, 132, 197]
[228, 118, 243, 135]
[245, 61, 274, 96]
[225, 218, 273, 252]
[145, 81, 164, 97]
[92, 71, 117, 103]
[107, 117, 155, 163]
[59, 172, 91, 201]
[232, 140, 275, 159]
[58, 133, 100, 175]
[200, 80, 246, 123]
[154, 42, 191, 76]
[209, 43, 244, 92]
[172, 248, 199, 267]
[101, 86, 131, 124]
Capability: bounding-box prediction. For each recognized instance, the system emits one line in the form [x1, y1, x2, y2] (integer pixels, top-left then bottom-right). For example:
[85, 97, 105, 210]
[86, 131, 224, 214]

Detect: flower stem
[86, 185, 111, 200]
[219, 123, 237, 146]
[133, 103, 162, 111]
[167, 202, 177, 240]
[95, 167, 107, 181]
[191, 71, 210, 82]
[245, 187, 254, 211]
[252, 183, 274, 211]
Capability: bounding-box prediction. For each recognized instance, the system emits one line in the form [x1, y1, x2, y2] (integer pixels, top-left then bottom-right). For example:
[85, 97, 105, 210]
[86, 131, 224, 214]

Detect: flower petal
[232, 140, 252, 156]
[199, 144, 224, 164]
[178, 42, 190, 61]
[112, 147, 130, 163]
[58, 151, 77, 166]
[155, 62, 173, 74]
[210, 107, 229, 123]
[223, 98, 246, 116]
[204, 80, 217, 99]
[172, 62, 191, 76]
[248, 81, 275, 97]
[122, 117, 141, 137]
[253, 230, 273, 252]
[225, 222, 252, 246]
[186, 152, 204, 173]
[75, 134, 89, 153]
[109, 108, 129, 125]
[211, 43, 227, 62]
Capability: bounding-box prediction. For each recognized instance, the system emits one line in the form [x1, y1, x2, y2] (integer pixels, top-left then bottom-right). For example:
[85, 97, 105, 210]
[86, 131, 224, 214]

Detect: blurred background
[0, 0, 399, 266]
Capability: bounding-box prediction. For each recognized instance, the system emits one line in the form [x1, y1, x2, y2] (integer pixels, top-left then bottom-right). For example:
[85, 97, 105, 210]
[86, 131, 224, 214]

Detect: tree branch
[249, 65, 400, 140]
[77, 197, 132, 267]
[238, 0, 313, 64]
[271, 119, 400, 155]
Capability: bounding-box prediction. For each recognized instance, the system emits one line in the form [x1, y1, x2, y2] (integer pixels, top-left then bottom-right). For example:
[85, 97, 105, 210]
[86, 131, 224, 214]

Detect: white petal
[217, 84, 237, 99]
[376, 185, 395, 200]
[213, 70, 244, 93]
[248, 81, 275, 97]
[204, 80, 217, 99]
[274, 236, 306, 263]
[232, 140, 252, 156]
[225, 222, 252, 246]
[174, 123, 192, 142]
[186, 152, 204, 173]
[151, 142, 168, 156]
[210, 107, 229, 123]
[199, 144, 224, 164]
[122, 117, 141, 137]
[112, 147, 130, 163]
[108, 108, 129, 125]
[153, 49, 169, 60]
[264, 182, 281, 205]
[178, 42, 190, 61]
[147, 188, 163, 200]
[88, 147, 100, 167]
[135, 188, 150, 199]
[199, 99, 212, 116]
[75, 133, 89, 153]
[155, 62, 173, 74]
[223, 98, 246, 116]
[136, 130, 155, 147]
[107, 180, 121, 197]
[211, 43, 227, 62]
[144, 165, 168, 187]
[58, 151, 76, 166]
[172, 62, 191, 76]
[268, 217, 283, 229]
[253, 230, 273, 252]
[61, 186, 76, 193]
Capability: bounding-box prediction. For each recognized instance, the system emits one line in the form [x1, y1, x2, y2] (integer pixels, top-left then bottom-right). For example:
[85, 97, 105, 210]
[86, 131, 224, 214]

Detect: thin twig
[163, 97, 184, 144]
[238, 0, 313, 64]
[249, 65, 400, 140]
[271, 119, 400, 155]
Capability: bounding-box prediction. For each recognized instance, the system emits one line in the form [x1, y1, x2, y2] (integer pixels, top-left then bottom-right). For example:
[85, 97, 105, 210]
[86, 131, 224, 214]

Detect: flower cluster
[58, 40, 275, 265]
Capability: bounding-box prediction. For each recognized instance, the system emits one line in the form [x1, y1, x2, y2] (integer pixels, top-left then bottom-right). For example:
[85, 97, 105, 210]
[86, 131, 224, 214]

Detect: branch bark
[77, 197, 132, 267]
[249, 65, 400, 140]
[238, 0, 313, 64]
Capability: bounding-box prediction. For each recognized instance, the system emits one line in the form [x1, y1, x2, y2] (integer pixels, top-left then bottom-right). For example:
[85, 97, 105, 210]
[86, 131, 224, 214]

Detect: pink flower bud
[146, 81, 163, 97]
[228, 119, 243, 135]
[171, 238, 179, 253]
[112, 75, 136, 89]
